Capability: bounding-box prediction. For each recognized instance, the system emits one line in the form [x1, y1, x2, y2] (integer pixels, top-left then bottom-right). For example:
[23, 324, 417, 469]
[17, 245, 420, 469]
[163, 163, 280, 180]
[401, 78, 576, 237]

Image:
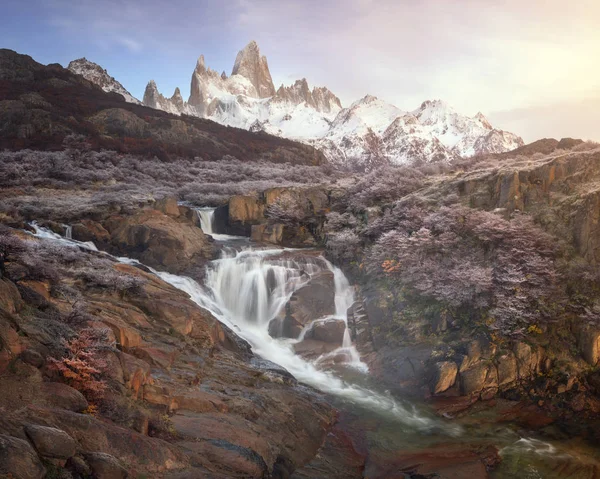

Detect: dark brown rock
[41, 382, 88, 412]
[25, 424, 78, 459]
[305, 318, 346, 344]
[72, 220, 111, 244]
[105, 209, 214, 274]
[83, 452, 128, 478]
[0, 434, 46, 479]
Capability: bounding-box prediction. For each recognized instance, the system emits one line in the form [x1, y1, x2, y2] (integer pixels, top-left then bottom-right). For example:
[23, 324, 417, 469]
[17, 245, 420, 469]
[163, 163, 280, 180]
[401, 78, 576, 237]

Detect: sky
[2, 0, 599, 142]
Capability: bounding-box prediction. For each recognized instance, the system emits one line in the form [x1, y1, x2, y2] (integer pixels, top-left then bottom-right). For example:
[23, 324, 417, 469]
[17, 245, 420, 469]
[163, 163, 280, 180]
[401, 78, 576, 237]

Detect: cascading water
[27, 223, 454, 433]
[27, 224, 587, 476]
[155, 247, 453, 432]
[63, 224, 73, 240]
[196, 208, 216, 235]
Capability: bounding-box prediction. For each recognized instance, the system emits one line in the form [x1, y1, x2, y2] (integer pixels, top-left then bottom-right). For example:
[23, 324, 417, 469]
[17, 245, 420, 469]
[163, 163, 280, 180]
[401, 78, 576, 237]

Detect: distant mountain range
[68, 41, 524, 170]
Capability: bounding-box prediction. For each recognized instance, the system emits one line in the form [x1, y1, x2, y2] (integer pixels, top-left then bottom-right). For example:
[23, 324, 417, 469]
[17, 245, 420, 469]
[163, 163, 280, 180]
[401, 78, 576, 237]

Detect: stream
[30, 213, 600, 478]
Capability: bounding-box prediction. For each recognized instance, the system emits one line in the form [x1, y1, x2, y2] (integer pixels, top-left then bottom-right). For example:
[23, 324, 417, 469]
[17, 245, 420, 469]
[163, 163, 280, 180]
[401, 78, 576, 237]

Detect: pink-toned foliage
[47, 328, 114, 401]
[367, 205, 564, 336]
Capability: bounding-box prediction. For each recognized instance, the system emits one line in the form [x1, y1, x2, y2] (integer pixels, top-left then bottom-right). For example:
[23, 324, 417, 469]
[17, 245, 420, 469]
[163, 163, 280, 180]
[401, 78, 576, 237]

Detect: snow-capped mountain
[67, 41, 523, 169]
[67, 58, 141, 104]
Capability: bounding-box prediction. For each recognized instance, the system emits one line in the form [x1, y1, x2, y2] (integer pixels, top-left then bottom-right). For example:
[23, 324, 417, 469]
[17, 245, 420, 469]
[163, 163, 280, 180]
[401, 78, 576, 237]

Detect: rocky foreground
[0, 203, 344, 478]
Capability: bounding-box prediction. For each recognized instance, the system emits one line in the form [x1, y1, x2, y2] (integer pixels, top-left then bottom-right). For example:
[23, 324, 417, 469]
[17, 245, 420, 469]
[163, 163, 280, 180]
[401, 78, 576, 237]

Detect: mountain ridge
[67, 41, 524, 169]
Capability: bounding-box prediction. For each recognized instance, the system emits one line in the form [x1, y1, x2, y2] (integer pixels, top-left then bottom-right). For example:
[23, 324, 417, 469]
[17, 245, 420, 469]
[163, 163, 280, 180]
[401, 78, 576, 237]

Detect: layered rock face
[215, 186, 331, 246]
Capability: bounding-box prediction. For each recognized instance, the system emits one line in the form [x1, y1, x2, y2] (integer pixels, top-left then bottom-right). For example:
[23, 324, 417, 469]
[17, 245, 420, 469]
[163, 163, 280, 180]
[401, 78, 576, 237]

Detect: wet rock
[71, 220, 111, 245]
[284, 271, 335, 334]
[305, 319, 346, 344]
[83, 452, 128, 479]
[251, 223, 283, 244]
[105, 209, 214, 274]
[291, 425, 365, 479]
[24, 424, 78, 459]
[431, 361, 458, 395]
[0, 434, 46, 479]
[293, 339, 339, 360]
[369, 443, 499, 479]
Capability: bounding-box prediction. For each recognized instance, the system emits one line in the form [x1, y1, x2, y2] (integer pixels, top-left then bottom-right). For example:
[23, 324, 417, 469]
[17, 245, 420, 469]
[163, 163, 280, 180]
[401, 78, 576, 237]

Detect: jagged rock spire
[231, 40, 275, 98]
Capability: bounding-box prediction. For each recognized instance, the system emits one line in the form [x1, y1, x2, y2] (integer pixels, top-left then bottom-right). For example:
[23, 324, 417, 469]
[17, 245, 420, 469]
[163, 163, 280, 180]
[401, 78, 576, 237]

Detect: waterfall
[28, 224, 458, 434]
[196, 208, 215, 235]
[63, 224, 72, 240]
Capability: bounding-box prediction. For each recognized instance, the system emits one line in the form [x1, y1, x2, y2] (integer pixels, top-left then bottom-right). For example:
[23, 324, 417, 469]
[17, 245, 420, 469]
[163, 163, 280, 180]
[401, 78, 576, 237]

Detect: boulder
[577, 325, 600, 365]
[0, 277, 23, 314]
[24, 424, 78, 460]
[0, 434, 46, 479]
[305, 319, 346, 344]
[513, 341, 542, 378]
[41, 382, 88, 412]
[105, 209, 214, 274]
[285, 271, 335, 333]
[459, 362, 489, 396]
[229, 195, 265, 224]
[496, 352, 518, 387]
[20, 348, 44, 368]
[83, 452, 128, 479]
[155, 197, 180, 217]
[430, 361, 458, 395]
[72, 220, 111, 245]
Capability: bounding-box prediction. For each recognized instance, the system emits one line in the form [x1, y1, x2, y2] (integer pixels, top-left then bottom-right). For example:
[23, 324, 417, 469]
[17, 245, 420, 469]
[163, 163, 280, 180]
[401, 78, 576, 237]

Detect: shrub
[265, 195, 307, 226]
[47, 328, 114, 402]
[367, 206, 565, 336]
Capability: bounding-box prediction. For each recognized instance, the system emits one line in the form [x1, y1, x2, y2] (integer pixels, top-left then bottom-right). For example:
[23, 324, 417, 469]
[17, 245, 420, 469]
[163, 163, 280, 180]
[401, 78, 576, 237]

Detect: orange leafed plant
[382, 259, 401, 275]
[47, 328, 111, 401]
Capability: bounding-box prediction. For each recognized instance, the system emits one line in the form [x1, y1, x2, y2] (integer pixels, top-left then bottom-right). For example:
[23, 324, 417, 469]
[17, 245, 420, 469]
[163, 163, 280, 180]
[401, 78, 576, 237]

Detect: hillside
[0, 49, 326, 165]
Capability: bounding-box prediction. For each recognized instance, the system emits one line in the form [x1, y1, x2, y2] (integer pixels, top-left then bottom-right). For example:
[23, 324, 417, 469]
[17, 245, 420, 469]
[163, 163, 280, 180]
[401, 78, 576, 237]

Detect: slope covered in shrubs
[0, 48, 325, 165]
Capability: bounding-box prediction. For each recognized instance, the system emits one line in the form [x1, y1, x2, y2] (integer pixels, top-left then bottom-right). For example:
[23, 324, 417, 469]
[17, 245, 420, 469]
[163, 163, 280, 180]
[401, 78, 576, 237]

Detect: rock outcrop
[217, 186, 331, 246]
[0, 229, 337, 478]
[231, 40, 276, 99]
[68, 57, 140, 104]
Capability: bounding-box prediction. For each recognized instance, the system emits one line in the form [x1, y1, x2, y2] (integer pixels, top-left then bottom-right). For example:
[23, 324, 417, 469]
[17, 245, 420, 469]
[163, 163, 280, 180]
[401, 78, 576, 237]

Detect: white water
[155, 247, 456, 433]
[63, 224, 72, 240]
[196, 208, 215, 235]
[29, 224, 457, 433]
[194, 207, 244, 242]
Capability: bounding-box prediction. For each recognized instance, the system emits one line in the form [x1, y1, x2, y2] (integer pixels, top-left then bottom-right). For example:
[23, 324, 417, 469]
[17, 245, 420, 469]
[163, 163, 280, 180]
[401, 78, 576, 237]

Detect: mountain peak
[196, 55, 206, 72]
[68, 57, 140, 104]
[231, 40, 275, 98]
